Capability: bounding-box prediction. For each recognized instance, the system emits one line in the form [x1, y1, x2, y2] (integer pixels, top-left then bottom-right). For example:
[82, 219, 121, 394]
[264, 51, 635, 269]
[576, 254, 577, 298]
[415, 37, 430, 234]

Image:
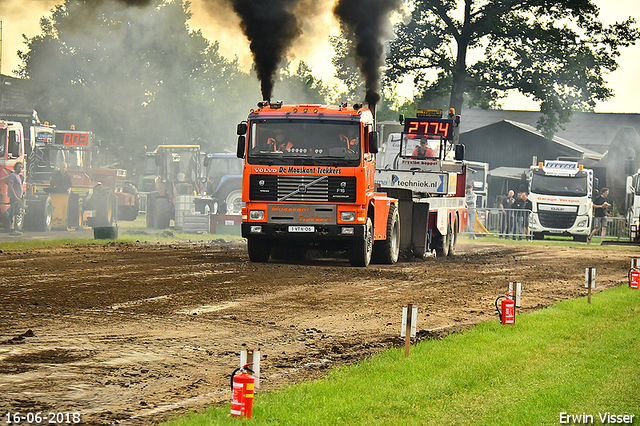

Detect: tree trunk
[449, 43, 468, 116]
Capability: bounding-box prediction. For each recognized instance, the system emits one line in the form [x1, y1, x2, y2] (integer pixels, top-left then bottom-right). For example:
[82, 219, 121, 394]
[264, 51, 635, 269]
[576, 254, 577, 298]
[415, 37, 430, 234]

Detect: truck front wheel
[373, 205, 400, 264]
[247, 237, 271, 262]
[350, 217, 373, 267]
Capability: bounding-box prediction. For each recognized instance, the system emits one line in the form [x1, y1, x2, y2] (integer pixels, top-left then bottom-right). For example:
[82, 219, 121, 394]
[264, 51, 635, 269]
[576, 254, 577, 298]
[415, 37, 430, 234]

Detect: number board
[403, 117, 454, 140]
[53, 131, 93, 147]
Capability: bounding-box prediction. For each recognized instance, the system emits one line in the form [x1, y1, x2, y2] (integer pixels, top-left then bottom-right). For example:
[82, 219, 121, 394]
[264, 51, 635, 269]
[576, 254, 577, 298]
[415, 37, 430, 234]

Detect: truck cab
[528, 160, 593, 241]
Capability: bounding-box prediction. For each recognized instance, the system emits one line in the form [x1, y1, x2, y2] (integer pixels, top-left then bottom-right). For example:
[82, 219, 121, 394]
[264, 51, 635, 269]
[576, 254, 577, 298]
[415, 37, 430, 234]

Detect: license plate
[549, 229, 563, 234]
[288, 226, 315, 233]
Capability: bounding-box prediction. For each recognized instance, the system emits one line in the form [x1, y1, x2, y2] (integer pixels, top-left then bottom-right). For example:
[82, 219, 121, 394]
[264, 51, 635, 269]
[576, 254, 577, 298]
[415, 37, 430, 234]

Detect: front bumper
[242, 223, 366, 241]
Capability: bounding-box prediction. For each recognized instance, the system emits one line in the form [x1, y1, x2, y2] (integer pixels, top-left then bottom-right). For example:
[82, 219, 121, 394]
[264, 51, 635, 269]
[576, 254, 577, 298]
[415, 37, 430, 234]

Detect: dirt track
[0, 239, 636, 425]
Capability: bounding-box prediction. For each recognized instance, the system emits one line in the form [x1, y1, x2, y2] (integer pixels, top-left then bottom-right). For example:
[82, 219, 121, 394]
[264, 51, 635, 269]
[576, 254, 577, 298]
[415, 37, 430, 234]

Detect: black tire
[573, 234, 588, 243]
[154, 198, 172, 229]
[94, 226, 118, 240]
[24, 197, 53, 232]
[350, 217, 373, 267]
[146, 194, 157, 228]
[435, 223, 451, 257]
[372, 205, 400, 264]
[247, 237, 271, 262]
[219, 188, 242, 214]
[448, 216, 458, 256]
[533, 232, 544, 241]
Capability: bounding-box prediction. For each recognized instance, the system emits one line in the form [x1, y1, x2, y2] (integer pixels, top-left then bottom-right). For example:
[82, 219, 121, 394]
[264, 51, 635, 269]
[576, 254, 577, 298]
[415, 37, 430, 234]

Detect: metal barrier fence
[462, 208, 631, 241]
[463, 208, 532, 240]
[603, 217, 629, 241]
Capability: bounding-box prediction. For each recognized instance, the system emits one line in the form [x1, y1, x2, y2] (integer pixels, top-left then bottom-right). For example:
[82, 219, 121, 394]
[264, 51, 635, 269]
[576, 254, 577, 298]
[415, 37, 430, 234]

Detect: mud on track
[0, 240, 636, 425]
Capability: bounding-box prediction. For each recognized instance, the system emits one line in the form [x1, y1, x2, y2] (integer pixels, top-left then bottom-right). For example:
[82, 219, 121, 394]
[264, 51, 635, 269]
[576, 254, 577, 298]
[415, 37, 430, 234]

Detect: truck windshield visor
[530, 171, 588, 197]
[248, 119, 360, 165]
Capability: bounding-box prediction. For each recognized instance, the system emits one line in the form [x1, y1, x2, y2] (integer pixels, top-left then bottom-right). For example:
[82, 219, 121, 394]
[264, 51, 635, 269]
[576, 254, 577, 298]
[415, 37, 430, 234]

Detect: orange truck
[236, 102, 468, 266]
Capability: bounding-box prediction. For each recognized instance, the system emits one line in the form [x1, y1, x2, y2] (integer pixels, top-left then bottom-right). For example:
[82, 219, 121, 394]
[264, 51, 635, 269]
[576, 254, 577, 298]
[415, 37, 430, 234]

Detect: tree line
[15, 0, 639, 173]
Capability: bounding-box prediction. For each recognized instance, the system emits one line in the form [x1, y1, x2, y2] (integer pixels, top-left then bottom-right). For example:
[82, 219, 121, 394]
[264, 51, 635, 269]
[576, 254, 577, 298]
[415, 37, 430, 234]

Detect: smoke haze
[334, 0, 401, 106]
[224, 0, 302, 101]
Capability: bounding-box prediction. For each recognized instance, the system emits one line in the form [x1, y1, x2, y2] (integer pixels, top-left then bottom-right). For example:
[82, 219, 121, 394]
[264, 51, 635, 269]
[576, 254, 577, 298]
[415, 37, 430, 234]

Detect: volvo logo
[259, 180, 265, 186]
[298, 184, 307, 193]
[340, 181, 347, 188]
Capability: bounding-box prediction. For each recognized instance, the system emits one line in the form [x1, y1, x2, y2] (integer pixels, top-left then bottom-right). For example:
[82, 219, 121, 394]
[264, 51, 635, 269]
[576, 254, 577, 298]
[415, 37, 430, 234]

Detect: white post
[240, 349, 261, 389]
[515, 282, 522, 308]
[584, 268, 596, 289]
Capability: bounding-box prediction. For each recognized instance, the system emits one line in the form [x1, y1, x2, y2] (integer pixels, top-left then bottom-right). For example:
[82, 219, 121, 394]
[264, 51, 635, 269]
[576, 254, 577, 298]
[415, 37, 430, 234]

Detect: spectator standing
[523, 192, 533, 240]
[4, 162, 24, 235]
[588, 188, 611, 245]
[465, 184, 477, 239]
[50, 162, 73, 194]
[512, 191, 526, 240]
[499, 190, 515, 238]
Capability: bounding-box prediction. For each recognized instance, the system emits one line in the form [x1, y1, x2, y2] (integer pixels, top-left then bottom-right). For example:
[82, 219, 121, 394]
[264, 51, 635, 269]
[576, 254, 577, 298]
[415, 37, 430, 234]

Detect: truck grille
[539, 211, 577, 229]
[250, 175, 356, 203]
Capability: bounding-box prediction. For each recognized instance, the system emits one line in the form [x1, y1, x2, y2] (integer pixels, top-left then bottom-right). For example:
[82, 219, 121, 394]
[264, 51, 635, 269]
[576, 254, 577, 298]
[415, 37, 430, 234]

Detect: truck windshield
[247, 119, 360, 166]
[401, 134, 440, 159]
[530, 171, 589, 197]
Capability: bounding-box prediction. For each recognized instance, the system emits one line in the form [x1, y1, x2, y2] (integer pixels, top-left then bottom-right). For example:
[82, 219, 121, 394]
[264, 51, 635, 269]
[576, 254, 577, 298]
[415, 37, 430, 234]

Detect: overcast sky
[1, 0, 639, 113]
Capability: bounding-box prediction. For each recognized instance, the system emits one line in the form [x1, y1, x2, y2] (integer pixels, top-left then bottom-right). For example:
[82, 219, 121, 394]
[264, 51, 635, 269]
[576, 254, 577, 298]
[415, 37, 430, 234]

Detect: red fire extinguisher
[231, 363, 255, 419]
[495, 292, 515, 325]
[629, 268, 640, 290]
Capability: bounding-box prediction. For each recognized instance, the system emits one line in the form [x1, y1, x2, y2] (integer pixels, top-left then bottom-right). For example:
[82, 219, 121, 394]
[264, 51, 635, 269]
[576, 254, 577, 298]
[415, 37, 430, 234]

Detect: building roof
[460, 108, 640, 154]
[502, 120, 603, 160]
[488, 166, 529, 180]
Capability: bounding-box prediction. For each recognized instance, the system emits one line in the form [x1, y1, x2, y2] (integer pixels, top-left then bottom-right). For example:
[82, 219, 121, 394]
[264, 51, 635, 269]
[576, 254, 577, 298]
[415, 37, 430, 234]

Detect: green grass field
[161, 284, 640, 426]
[0, 214, 241, 251]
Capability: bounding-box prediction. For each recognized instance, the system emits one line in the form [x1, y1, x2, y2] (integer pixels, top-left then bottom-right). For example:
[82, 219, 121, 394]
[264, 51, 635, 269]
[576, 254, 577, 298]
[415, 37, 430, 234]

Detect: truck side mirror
[455, 144, 465, 161]
[237, 122, 248, 136]
[369, 131, 379, 154]
[237, 135, 246, 159]
[153, 154, 162, 167]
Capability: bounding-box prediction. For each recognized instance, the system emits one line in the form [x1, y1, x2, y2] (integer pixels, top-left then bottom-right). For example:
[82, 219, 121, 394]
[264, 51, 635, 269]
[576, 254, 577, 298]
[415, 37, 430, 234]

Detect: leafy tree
[387, 0, 640, 137]
[329, 29, 365, 103]
[17, 0, 256, 173]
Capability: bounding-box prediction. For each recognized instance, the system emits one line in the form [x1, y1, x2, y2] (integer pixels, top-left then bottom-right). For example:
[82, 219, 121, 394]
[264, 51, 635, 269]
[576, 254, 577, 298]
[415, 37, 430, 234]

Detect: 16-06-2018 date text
[5, 412, 81, 424]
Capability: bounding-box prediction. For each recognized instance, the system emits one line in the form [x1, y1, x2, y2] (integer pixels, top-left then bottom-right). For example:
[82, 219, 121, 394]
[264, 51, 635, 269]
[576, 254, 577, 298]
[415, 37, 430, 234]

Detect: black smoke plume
[334, 0, 401, 107]
[227, 0, 302, 101]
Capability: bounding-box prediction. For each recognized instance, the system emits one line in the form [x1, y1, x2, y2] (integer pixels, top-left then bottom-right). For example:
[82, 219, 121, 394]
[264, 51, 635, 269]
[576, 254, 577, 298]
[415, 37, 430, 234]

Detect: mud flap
[411, 202, 431, 258]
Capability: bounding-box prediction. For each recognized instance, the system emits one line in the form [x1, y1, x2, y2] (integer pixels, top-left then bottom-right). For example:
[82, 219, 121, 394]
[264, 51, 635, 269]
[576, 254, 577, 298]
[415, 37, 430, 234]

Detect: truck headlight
[577, 220, 587, 228]
[249, 210, 265, 220]
[341, 212, 356, 222]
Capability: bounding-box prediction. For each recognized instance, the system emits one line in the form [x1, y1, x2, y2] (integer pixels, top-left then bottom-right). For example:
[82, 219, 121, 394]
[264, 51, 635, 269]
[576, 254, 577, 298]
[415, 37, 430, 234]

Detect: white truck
[625, 169, 640, 243]
[528, 160, 594, 242]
